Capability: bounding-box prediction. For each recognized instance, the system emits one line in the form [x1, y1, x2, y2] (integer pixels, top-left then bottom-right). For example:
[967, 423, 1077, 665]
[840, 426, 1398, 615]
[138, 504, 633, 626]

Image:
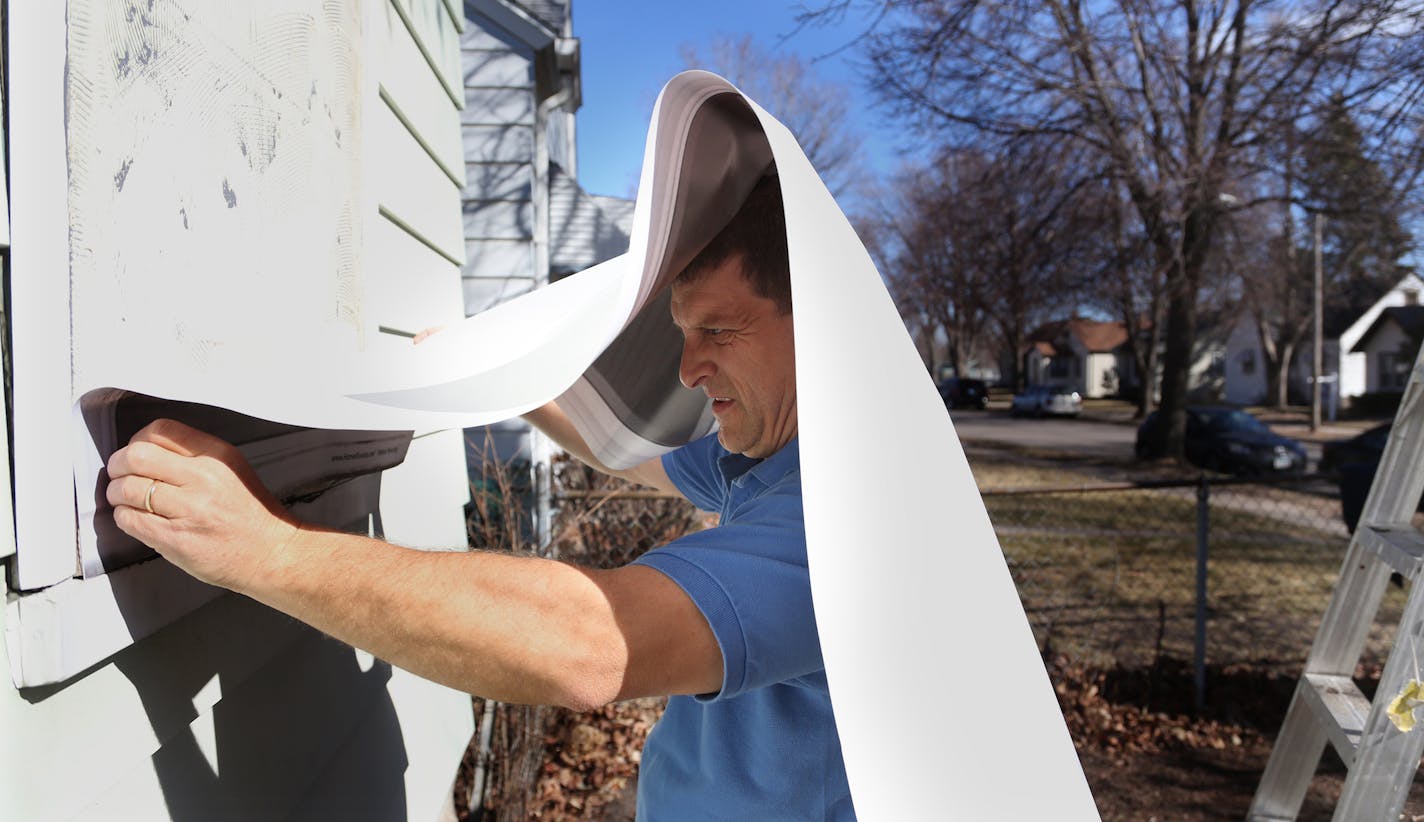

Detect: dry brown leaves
[528, 698, 666, 820]
[1049, 655, 1265, 766]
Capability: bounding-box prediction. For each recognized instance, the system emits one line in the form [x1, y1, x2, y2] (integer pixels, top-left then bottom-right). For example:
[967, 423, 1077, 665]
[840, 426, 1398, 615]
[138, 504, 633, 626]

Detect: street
[947, 409, 1330, 469]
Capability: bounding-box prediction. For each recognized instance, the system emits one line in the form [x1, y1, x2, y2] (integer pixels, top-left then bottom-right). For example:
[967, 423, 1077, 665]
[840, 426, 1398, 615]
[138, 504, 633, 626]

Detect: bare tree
[805, 0, 1424, 458]
[1081, 177, 1167, 417]
[679, 34, 868, 199]
[878, 140, 1096, 389]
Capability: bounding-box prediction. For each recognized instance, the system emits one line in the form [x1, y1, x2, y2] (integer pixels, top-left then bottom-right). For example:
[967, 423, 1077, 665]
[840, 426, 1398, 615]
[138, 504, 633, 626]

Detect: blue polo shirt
[632, 434, 855, 820]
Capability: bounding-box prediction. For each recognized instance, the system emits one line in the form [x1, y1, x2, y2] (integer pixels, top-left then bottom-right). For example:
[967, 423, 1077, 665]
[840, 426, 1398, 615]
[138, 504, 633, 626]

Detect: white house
[1349, 305, 1424, 393]
[1024, 317, 1139, 398]
[3, 1, 586, 819]
[1217, 272, 1423, 407]
[1338, 272, 1424, 400]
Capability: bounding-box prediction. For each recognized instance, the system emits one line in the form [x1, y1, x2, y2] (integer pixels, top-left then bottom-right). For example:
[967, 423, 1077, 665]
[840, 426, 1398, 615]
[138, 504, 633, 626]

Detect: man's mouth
[710, 396, 734, 413]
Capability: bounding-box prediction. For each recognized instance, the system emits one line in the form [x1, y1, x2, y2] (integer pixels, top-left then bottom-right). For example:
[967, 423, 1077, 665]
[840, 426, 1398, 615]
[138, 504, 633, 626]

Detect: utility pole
[1312, 212, 1324, 431]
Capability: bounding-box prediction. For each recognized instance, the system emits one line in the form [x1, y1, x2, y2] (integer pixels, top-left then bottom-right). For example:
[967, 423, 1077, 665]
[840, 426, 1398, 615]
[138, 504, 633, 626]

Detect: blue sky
[571, 1, 899, 199]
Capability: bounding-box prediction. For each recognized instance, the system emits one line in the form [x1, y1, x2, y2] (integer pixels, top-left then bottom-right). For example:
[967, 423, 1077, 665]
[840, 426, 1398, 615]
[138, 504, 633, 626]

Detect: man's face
[670, 255, 797, 459]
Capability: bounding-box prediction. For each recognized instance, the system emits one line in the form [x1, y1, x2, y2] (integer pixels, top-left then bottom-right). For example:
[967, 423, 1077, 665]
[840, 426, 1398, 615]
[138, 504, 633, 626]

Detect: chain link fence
[455, 444, 1402, 817]
[986, 472, 1406, 710]
[455, 450, 702, 821]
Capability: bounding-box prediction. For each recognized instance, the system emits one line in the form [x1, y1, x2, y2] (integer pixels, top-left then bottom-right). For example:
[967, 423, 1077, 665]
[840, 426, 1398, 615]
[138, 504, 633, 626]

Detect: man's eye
[704, 328, 725, 337]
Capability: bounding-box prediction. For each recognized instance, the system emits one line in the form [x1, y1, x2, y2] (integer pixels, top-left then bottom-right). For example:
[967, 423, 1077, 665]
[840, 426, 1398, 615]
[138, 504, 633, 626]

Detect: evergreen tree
[1300, 96, 1416, 336]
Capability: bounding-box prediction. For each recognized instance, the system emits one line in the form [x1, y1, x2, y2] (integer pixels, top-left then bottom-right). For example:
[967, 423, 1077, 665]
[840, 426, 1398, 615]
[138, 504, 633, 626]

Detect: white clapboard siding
[462, 238, 535, 279]
[443, 0, 465, 32]
[463, 198, 534, 240]
[463, 161, 534, 202]
[461, 85, 536, 126]
[2, 592, 311, 819]
[72, 628, 430, 820]
[463, 274, 537, 316]
[375, 0, 464, 183]
[549, 167, 631, 273]
[461, 17, 519, 50]
[4, 0, 474, 818]
[389, 0, 464, 107]
[372, 99, 465, 264]
[368, 213, 466, 336]
[462, 123, 536, 164]
[464, 48, 532, 88]
[380, 430, 471, 549]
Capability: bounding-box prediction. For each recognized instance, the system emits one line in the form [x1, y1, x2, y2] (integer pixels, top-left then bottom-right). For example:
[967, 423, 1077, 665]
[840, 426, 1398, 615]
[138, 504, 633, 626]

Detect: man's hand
[105, 418, 299, 592]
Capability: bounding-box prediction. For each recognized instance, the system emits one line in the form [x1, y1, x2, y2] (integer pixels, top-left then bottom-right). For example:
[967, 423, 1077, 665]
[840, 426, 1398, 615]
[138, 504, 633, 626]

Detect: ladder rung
[1356, 523, 1424, 580]
[1301, 673, 1368, 767]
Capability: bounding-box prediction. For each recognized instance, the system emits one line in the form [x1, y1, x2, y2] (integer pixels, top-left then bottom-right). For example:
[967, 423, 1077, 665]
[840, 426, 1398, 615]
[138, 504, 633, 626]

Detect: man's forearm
[244, 526, 628, 710]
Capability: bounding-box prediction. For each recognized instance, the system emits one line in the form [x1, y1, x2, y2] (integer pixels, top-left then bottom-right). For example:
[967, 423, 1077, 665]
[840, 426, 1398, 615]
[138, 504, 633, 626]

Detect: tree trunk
[1139, 299, 1163, 419]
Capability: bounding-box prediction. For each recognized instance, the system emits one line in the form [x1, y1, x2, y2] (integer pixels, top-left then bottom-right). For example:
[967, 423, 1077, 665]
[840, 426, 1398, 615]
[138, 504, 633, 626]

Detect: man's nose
[679, 340, 714, 389]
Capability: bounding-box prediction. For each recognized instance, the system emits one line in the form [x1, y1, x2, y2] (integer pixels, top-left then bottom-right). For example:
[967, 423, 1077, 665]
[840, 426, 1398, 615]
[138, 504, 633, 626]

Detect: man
[107, 177, 853, 818]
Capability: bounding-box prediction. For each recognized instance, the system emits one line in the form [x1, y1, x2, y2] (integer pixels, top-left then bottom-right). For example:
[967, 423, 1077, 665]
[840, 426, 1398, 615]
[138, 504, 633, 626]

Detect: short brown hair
[675, 175, 791, 314]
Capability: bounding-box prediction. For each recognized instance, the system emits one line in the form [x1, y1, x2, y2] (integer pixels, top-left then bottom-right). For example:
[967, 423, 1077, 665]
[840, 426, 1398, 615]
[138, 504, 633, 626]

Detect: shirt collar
[716, 437, 800, 488]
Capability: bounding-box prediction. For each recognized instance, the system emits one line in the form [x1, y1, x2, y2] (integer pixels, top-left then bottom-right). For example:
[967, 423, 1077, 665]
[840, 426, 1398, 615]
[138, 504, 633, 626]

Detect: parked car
[1134, 405, 1306, 475]
[1319, 423, 1391, 473]
[1010, 384, 1082, 417]
[1318, 423, 1424, 532]
[938, 377, 989, 410]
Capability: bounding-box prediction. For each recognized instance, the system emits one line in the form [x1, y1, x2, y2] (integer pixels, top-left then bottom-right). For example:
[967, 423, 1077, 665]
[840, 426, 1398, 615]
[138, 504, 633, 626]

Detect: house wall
[1360, 320, 1417, 393]
[3, 1, 476, 819]
[1083, 352, 1118, 399]
[1339, 274, 1424, 401]
[1222, 318, 1265, 405]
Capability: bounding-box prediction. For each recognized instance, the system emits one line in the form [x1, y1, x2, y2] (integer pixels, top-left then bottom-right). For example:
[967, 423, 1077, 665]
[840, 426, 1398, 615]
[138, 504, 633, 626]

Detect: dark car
[938, 377, 989, 410]
[1319, 423, 1391, 473]
[1134, 405, 1307, 475]
[1320, 423, 1424, 531]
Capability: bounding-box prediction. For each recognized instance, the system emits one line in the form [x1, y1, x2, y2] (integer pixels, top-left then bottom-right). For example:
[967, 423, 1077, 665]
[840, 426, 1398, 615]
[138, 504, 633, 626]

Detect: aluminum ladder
[1250, 343, 1424, 820]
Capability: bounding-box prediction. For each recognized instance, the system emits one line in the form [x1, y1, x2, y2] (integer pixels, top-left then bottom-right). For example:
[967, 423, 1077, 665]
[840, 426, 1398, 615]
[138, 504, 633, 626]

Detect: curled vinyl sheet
[79, 69, 1099, 817]
[376, 70, 1097, 820]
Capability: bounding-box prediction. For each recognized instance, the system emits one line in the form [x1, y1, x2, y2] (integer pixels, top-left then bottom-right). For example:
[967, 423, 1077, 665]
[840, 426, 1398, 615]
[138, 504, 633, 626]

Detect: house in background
[1215, 321, 1338, 407]
[1338, 273, 1424, 402]
[459, 0, 582, 475]
[1215, 272, 1423, 408]
[1350, 305, 1424, 394]
[1023, 317, 1140, 399]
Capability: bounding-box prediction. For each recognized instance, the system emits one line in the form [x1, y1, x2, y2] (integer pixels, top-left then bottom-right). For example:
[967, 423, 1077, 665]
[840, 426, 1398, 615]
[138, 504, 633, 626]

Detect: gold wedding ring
[144, 478, 161, 515]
